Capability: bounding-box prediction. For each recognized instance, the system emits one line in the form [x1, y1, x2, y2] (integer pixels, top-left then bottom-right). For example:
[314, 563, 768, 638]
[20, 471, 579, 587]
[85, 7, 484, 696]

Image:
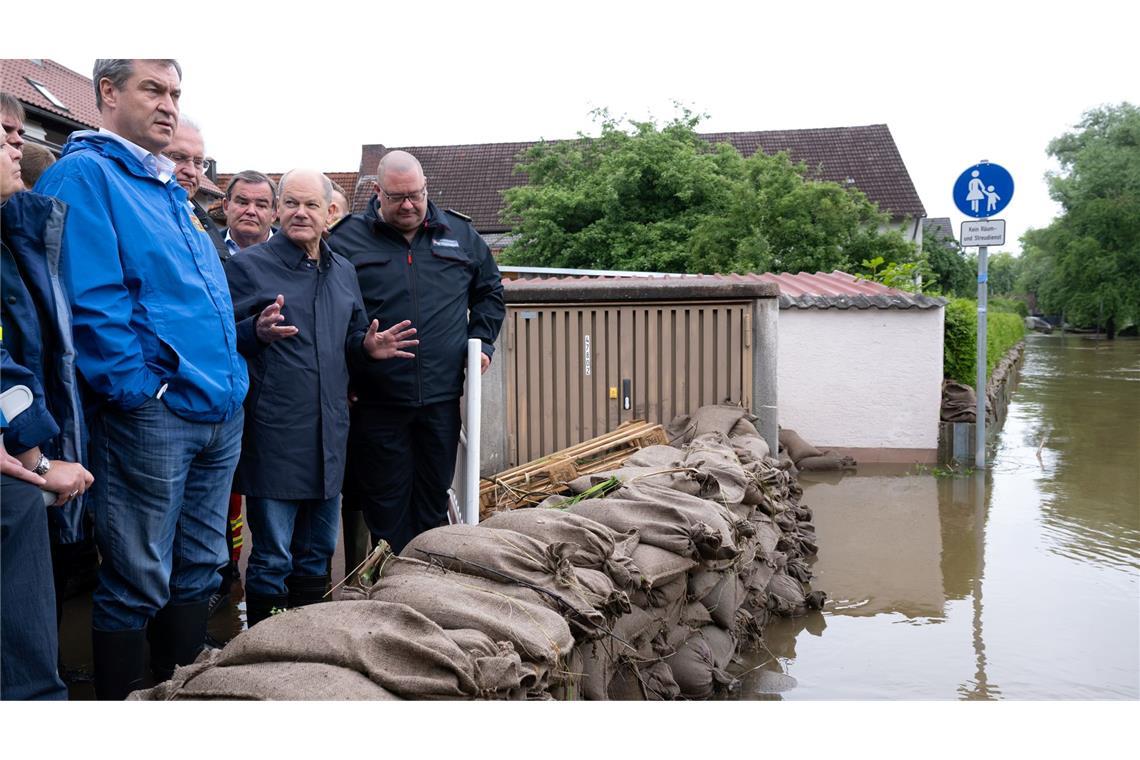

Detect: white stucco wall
[777, 307, 944, 451]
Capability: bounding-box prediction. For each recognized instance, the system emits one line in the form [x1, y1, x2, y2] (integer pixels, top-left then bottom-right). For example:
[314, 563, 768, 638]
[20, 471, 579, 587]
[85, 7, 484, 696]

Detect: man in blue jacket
[328, 150, 504, 554]
[35, 60, 248, 700]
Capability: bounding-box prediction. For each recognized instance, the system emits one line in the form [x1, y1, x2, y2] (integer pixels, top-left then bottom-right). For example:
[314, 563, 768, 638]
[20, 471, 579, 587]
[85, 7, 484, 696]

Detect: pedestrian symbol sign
[953, 162, 1014, 218]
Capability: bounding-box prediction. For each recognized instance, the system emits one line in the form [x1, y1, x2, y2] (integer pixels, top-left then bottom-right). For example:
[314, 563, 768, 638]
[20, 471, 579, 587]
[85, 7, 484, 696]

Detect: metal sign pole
[976, 242, 988, 469]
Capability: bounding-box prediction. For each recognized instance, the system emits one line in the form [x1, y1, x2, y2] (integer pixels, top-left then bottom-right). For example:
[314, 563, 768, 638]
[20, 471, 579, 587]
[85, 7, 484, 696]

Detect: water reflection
[739, 335, 1140, 700]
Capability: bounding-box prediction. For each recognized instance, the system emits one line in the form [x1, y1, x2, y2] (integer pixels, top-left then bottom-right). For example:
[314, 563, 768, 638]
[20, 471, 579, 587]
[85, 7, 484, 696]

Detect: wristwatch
[32, 453, 52, 476]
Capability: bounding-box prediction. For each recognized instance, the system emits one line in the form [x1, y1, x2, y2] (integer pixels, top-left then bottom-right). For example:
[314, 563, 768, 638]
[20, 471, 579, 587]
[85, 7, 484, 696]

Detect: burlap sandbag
[575, 639, 617, 701]
[629, 543, 696, 587]
[630, 572, 687, 610]
[767, 571, 808, 617]
[665, 629, 738, 698]
[700, 625, 737, 672]
[611, 481, 746, 560]
[566, 466, 701, 497]
[568, 497, 715, 559]
[370, 567, 576, 668]
[796, 453, 857, 471]
[479, 508, 645, 594]
[690, 404, 753, 438]
[190, 601, 526, 699]
[131, 659, 404, 701]
[608, 659, 680, 701]
[401, 525, 615, 629]
[683, 433, 749, 507]
[729, 416, 762, 440]
[778, 428, 822, 464]
[626, 444, 685, 469]
[688, 568, 748, 629]
[731, 434, 771, 464]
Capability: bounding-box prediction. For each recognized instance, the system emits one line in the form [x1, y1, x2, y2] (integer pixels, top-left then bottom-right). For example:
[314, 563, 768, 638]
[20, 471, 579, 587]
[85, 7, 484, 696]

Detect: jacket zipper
[407, 242, 423, 404]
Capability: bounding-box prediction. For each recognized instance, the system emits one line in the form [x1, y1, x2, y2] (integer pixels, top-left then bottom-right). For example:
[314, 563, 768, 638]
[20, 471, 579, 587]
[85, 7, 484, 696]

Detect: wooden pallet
[479, 420, 667, 517]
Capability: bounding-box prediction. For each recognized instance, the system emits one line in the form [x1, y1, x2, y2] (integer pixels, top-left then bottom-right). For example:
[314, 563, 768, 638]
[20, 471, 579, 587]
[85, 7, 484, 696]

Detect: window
[25, 78, 69, 111]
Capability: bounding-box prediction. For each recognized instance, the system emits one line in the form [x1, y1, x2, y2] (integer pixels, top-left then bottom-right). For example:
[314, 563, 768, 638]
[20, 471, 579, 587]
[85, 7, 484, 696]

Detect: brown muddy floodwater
[737, 334, 1140, 700]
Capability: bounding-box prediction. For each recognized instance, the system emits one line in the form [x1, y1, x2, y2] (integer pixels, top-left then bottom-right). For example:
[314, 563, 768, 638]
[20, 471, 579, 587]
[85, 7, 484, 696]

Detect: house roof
[358, 124, 926, 231]
[0, 59, 100, 130]
[500, 268, 944, 311]
[922, 216, 958, 247]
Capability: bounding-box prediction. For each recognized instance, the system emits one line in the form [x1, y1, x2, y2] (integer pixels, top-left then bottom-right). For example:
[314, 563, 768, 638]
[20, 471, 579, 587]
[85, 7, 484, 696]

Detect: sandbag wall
[133, 405, 824, 701]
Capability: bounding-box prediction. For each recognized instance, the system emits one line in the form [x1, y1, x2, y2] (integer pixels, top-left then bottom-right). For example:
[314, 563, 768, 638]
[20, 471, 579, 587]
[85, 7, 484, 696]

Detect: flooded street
[740, 335, 1140, 699]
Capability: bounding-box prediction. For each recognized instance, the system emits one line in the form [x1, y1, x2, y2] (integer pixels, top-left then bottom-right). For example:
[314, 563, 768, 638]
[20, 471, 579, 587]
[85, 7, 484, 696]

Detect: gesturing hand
[256, 294, 299, 344]
[363, 319, 418, 360]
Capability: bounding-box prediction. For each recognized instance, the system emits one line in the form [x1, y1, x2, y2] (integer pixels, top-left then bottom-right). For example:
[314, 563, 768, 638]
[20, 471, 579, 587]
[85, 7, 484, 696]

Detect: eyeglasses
[164, 151, 212, 173]
[378, 186, 427, 204]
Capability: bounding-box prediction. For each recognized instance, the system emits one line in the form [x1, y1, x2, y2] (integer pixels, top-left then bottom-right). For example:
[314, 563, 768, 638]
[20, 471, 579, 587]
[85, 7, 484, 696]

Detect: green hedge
[989, 297, 1029, 318]
[944, 298, 1026, 387]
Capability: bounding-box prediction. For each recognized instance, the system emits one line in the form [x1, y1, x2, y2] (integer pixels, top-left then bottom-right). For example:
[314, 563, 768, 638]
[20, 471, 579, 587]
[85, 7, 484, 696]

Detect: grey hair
[279, 169, 333, 205]
[0, 91, 26, 121]
[225, 170, 277, 204]
[93, 59, 182, 110]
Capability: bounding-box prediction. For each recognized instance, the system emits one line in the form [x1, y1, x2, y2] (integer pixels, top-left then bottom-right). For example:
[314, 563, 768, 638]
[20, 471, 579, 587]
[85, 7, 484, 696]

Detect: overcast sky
[28, 0, 1139, 257]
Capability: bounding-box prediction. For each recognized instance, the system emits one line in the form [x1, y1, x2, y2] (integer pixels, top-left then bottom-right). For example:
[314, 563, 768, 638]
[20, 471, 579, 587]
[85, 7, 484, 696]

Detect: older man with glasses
[328, 150, 504, 556]
[163, 119, 227, 260]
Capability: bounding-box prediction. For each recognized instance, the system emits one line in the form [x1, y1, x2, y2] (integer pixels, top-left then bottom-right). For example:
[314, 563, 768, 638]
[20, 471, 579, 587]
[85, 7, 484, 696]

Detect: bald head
[279, 168, 332, 204]
[376, 150, 424, 184]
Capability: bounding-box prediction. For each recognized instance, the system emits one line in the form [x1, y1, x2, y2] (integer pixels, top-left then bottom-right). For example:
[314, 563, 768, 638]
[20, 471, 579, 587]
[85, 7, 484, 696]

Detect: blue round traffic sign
[953, 162, 1014, 218]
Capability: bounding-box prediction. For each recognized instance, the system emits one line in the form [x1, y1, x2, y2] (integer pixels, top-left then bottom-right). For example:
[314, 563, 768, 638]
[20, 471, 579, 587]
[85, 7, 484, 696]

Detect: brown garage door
[504, 300, 753, 466]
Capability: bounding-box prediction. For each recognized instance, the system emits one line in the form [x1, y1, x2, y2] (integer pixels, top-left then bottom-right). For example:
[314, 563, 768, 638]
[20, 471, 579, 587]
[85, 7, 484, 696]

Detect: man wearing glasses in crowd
[329, 150, 504, 555]
[164, 119, 227, 260]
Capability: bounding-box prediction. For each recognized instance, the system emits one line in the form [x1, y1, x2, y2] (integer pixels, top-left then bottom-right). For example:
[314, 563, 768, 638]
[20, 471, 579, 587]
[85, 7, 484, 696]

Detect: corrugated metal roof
[500, 269, 945, 310]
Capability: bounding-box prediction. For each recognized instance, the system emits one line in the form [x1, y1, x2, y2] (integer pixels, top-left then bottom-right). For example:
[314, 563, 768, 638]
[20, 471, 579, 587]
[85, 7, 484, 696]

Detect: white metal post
[464, 339, 482, 524]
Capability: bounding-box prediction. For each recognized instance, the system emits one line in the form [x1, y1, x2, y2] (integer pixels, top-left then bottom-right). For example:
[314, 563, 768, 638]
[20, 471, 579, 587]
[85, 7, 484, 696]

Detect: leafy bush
[989, 297, 1029, 318]
[943, 298, 1026, 386]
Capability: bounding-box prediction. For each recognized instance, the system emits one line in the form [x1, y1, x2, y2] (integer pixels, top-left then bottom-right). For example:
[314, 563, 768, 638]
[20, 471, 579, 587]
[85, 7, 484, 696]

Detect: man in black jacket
[328, 150, 504, 553]
[226, 169, 417, 625]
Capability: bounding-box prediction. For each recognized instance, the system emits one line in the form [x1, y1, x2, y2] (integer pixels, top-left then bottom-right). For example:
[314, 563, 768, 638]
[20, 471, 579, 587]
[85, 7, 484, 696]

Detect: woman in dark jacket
[1, 96, 93, 700]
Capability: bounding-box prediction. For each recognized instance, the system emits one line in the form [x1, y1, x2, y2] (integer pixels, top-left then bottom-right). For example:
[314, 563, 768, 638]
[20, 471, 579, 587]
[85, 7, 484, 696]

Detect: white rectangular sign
[960, 219, 1006, 247]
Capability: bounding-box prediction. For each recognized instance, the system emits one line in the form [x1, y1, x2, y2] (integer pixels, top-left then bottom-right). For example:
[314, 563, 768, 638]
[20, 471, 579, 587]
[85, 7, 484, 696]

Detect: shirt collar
[224, 227, 274, 254]
[97, 128, 175, 183]
[269, 232, 331, 270]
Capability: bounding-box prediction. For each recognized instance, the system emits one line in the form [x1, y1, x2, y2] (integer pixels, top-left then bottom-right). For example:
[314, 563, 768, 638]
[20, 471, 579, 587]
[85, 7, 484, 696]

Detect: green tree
[924, 227, 974, 297]
[500, 109, 916, 275]
[1021, 103, 1140, 337]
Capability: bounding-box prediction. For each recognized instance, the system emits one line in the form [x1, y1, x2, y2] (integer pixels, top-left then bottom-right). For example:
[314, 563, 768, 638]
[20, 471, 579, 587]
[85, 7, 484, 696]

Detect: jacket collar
[265, 230, 332, 271]
[61, 131, 184, 198]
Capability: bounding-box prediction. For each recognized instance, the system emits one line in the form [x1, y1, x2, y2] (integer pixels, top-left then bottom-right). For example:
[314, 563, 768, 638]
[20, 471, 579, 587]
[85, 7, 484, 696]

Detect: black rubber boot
[147, 600, 209, 683]
[245, 592, 290, 628]
[92, 627, 147, 700]
[287, 574, 330, 609]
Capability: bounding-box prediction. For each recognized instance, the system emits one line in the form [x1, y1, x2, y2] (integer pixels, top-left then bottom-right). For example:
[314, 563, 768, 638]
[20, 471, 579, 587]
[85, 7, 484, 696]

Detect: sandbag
[132, 659, 404, 701]
[778, 428, 822, 464]
[666, 630, 738, 698]
[612, 480, 745, 560]
[630, 572, 687, 610]
[731, 434, 770, 464]
[629, 543, 697, 587]
[767, 572, 808, 617]
[796, 453, 857, 471]
[400, 525, 614, 630]
[370, 568, 575, 668]
[626, 444, 685, 469]
[728, 416, 762, 440]
[683, 434, 749, 506]
[608, 659, 680, 701]
[690, 405, 753, 438]
[188, 601, 527, 699]
[569, 497, 717, 560]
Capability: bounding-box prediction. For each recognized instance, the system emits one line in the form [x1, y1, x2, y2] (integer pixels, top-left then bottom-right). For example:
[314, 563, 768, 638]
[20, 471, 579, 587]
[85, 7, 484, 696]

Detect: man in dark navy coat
[225, 169, 416, 626]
